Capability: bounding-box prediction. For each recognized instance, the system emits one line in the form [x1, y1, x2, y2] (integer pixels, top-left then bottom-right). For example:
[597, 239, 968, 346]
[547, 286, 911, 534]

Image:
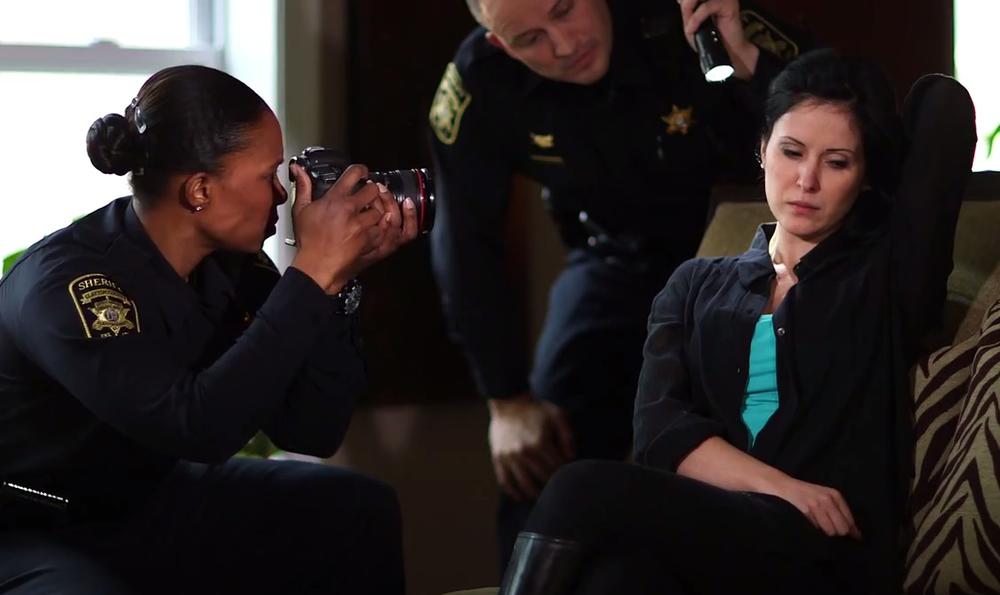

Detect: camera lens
[289, 147, 436, 234]
[368, 169, 436, 234]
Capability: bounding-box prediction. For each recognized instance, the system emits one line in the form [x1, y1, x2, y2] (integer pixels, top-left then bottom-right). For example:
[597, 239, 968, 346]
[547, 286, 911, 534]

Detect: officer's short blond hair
[466, 0, 484, 25]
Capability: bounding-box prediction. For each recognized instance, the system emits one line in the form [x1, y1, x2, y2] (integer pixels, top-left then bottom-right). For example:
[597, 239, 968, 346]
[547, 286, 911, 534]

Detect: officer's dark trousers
[497, 251, 673, 571]
[0, 457, 404, 595]
[521, 460, 866, 595]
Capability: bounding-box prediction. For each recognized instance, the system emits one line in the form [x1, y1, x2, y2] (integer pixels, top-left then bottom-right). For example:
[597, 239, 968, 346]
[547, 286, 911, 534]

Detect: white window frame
[0, 0, 223, 74]
[0, 0, 297, 269]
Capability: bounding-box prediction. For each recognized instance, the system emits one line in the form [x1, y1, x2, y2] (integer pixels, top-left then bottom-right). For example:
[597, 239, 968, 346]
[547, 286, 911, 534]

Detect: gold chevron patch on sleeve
[741, 10, 799, 61]
[429, 62, 472, 145]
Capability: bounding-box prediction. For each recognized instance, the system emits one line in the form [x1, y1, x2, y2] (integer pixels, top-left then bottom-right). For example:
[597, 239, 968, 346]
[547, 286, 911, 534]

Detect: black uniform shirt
[0, 198, 364, 503]
[633, 76, 977, 591]
[429, 0, 805, 398]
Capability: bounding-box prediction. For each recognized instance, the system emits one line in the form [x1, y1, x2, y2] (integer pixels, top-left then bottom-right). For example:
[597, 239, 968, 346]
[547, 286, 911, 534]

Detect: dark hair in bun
[85, 65, 267, 200]
[86, 113, 143, 176]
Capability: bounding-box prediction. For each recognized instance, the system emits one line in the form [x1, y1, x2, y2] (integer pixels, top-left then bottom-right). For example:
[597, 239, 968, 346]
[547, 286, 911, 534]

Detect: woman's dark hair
[86, 65, 267, 200]
[762, 49, 904, 200]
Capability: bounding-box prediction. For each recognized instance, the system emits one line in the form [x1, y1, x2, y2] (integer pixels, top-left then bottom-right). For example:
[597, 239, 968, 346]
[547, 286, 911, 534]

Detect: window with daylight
[0, 1, 223, 274]
[954, 0, 1000, 172]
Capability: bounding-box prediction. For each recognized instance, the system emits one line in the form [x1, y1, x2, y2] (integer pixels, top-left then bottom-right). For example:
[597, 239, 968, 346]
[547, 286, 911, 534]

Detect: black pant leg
[574, 548, 693, 595]
[114, 457, 404, 595]
[0, 530, 134, 595]
[0, 459, 403, 594]
[497, 254, 664, 573]
[525, 460, 864, 595]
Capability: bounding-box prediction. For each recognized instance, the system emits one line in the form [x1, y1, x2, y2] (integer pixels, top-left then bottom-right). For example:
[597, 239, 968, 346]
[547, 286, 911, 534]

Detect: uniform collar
[122, 198, 157, 260]
[121, 198, 236, 303]
[120, 199, 187, 281]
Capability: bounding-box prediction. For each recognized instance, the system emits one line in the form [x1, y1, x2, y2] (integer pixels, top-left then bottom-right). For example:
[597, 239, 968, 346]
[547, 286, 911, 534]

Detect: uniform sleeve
[13, 259, 351, 464]
[229, 251, 365, 458]
[632, 261, 726, 470]
[263, 313, 365, 458]
[428, 61, 529, 399]
[890, 74, 977, 356]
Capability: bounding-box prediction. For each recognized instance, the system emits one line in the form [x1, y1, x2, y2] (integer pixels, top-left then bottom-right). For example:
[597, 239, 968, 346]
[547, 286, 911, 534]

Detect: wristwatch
[333, 278, 362, 315]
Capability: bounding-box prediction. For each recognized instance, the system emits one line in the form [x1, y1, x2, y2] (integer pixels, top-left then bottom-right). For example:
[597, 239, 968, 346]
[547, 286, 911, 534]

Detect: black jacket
[633, 76, 977, 592]
[429, 0, 807, 399]
[0, 198, 364, 508]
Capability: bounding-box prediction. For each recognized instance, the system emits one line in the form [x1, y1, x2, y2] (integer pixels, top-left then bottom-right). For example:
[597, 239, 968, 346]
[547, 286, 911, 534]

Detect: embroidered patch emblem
[529, 133, 555, 149]
[429, 62, 471, 145]
[661, 105, 695, 135]
[67, 273, 140, 338]
[741, 10, 799, 61]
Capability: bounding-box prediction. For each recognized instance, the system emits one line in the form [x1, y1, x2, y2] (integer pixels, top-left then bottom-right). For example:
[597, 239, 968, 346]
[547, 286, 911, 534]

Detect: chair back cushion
[905, 299, 1000, 594]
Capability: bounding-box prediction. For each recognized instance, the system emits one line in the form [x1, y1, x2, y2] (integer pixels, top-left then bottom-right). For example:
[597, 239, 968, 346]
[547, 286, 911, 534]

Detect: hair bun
[86, 113, 141, 176]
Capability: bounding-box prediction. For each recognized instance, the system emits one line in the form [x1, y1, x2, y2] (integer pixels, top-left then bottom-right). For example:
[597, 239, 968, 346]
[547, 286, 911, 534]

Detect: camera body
[288, 146, 435, 234]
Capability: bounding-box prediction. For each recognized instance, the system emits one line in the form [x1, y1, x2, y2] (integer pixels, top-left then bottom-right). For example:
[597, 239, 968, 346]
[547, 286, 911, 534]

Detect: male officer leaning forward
[429, 0, 806, 571]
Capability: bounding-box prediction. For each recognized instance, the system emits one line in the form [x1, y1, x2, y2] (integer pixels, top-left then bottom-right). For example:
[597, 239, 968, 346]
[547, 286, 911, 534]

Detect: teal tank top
[742, 314, 779, 447]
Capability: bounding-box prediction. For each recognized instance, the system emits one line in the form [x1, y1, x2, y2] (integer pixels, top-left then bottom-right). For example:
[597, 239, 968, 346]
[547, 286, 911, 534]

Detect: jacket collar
[736, 223, 776, 288]
[736, 206, 883, 288]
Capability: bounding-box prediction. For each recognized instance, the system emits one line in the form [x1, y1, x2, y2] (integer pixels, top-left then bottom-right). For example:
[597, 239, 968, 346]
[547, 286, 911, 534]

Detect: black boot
[498, 532, 588, 595]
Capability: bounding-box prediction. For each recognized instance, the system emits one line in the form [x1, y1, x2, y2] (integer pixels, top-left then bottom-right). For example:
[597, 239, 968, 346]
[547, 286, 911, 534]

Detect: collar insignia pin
[529, 133, 555, 149]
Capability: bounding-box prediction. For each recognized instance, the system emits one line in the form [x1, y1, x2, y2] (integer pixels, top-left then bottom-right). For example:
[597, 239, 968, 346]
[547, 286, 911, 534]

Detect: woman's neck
[769, 225, 820, 272]
[133, 199, 213, 282]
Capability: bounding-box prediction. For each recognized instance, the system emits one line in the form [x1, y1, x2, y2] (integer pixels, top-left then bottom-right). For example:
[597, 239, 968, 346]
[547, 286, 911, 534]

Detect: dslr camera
[289, 146, 435, 234]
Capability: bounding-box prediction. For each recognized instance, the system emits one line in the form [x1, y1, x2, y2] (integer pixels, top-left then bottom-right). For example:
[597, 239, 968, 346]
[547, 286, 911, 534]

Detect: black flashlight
[694, 13, 734, 82]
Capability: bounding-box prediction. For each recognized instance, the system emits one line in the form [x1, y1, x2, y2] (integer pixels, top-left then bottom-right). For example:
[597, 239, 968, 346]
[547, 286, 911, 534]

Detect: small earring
[192, 205, 205, 213]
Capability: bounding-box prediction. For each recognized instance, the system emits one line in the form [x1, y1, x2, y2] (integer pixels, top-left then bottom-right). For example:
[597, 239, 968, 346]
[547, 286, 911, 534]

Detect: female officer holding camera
[0, 65, 417, 594]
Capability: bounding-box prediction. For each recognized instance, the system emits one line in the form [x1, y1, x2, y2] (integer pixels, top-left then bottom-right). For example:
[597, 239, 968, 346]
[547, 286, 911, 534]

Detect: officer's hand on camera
[487, 394, 576, 501]
[289, 163, 390, 294]
[678, 0, 760, 80]
[358, 182, 420, 266]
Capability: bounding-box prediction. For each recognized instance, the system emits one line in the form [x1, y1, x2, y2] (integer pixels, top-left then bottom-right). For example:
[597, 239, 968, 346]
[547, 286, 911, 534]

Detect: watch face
[338, 279, 363, 315]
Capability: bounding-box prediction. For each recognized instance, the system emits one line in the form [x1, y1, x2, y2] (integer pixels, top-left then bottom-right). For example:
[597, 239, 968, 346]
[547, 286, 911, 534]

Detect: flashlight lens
[705, 64, 735, 83]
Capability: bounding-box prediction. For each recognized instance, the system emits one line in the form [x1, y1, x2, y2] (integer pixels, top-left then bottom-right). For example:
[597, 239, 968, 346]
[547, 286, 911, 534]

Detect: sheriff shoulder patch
[741, 10, 799, 62]
[429, 62, 472, 145]
[67, 273, 141, 339]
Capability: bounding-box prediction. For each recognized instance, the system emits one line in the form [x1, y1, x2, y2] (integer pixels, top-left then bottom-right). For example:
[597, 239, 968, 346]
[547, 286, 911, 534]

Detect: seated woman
[496, 50, 977, 595]
[0, 65, 418, 594]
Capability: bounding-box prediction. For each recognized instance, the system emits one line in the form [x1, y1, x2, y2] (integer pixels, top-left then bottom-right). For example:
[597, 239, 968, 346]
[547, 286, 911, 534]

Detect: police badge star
[661, 105, 695, 135]
[68, 273, 141, 338]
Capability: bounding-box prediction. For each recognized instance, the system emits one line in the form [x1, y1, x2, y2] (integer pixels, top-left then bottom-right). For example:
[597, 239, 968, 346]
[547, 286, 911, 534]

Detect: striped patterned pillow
[905, 299, 1000, 594]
